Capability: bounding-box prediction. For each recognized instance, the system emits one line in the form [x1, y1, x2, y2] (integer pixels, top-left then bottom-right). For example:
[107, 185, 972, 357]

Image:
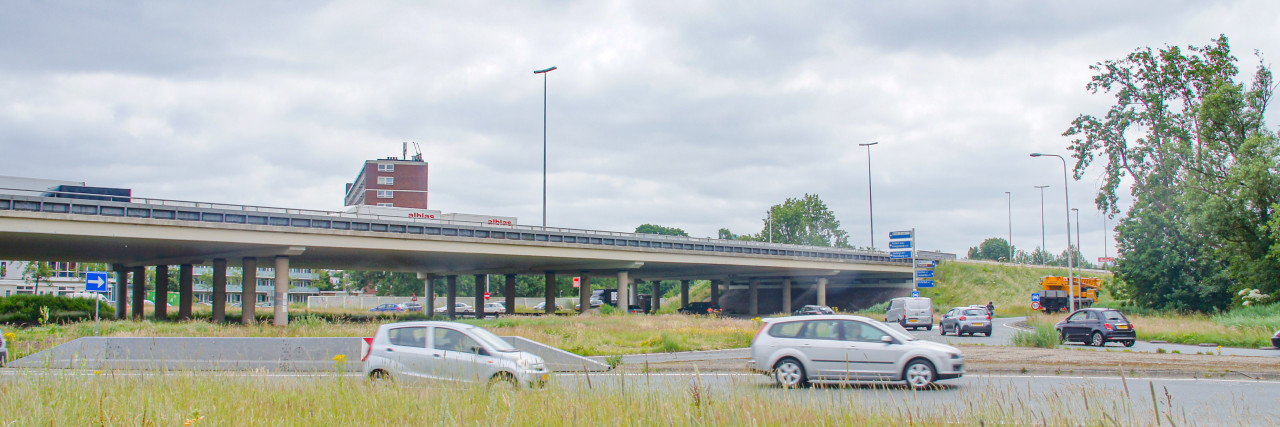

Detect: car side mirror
[880, 335, 894, 344]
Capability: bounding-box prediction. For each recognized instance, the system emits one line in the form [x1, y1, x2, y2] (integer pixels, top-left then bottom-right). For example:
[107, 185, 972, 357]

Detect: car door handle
[385, 348, 394, 352]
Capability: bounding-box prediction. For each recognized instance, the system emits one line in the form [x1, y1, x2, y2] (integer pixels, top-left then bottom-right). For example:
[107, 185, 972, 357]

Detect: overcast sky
[3, 1, 1278, 258]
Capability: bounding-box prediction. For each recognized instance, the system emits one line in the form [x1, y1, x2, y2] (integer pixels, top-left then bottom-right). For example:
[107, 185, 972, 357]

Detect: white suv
[750, 315, 964, 389]
[362, 321, 549, 388]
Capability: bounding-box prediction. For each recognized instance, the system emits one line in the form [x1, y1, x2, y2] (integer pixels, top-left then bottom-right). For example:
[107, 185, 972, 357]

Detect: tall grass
[1010, 324, 1061, 348]
[0, 370, 1212, 425]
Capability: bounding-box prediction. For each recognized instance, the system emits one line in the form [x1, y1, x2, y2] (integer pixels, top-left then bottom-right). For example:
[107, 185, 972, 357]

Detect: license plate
[907, 319, 918, 323]
[1117, 325, 1128, 329]
[971, 323, 984, 326]
[541, 373, 549, 382]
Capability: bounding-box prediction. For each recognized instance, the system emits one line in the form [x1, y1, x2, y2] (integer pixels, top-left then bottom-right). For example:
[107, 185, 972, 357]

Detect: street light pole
[1004, 191, 1012, 262]
[1034, 185, 1049, 260]
[1031, 153, 1073, 312]
[1072, 208, 1082, 269]
[534, 66, 557, 228]
[858, 142, 879, 250]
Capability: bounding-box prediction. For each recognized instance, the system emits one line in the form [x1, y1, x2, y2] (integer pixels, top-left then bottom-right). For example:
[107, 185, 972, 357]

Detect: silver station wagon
[750, 315, 964, 389]
[362, 321, 549, 388]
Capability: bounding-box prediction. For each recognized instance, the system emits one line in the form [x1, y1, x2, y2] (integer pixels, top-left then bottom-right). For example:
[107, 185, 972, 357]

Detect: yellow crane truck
[1037, 276, 1099, 313]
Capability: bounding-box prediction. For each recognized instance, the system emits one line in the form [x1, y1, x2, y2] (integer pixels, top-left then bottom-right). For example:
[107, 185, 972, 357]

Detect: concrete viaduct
[0, 192, 933, 325]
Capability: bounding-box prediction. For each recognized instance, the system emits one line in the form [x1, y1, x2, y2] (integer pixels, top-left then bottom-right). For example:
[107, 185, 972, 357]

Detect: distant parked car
[400, 302, 424, 312]
[434, 302, 474, 314]
[679, 302, 721, 315]
[1054, 308, 1136, 347]
[370, 303, 406, 313]
[533, 301, 565, 312]
[885, 297, 933, 331]
[793, 305, 835, 316]
[574, 297, 604, 310]
[939, 307, 992, 336]
[362, 321, 549, 388]
[750, 315, 964, 389]
[482, 302, 506, 313]
[0, 326, 7, 367]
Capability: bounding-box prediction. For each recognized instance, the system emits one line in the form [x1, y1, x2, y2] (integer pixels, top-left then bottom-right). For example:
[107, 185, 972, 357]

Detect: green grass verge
[921, 261, 1114, 317]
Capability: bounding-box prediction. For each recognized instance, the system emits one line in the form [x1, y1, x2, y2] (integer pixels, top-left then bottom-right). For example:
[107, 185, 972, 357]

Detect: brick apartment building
[343, 156, 429, 209]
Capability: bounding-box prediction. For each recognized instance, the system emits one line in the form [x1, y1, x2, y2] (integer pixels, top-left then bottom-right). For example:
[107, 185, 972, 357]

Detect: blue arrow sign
[85, 272, 109, 293]
[916, 270, 934, 278]
[1031, 292, 1040, 302]
[916, 280, 935, 288]
[889, 230, 912, 239]
[890, 251, 912, 259]
[889, 241, 912, 249]
[910, 290, 920, 297]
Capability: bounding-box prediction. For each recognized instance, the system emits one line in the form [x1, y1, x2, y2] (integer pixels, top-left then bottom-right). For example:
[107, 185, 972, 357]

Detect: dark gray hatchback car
[1055, 308, 1136, 347]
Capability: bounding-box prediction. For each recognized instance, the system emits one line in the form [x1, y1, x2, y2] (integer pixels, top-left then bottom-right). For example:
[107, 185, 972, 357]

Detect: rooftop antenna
[412, 142, 423, 161]
[402, 142, 408, 160]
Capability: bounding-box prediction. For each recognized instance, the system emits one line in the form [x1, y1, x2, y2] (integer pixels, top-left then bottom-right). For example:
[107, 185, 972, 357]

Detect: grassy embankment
[0, 370, 1206, 425]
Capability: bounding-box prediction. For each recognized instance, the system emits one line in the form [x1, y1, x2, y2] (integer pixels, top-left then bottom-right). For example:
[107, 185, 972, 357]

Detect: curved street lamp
[534, 66, 557, 228]
[858, 142, 879, 250]
[1031, 153, 1074, 312]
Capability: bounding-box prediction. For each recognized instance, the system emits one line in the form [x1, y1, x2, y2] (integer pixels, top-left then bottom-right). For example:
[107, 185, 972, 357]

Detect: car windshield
[466, 327, 518, 352]
[905, 300, 931, 310]
[963, 309, 986, 316]
[1103, 311, 1129, 322]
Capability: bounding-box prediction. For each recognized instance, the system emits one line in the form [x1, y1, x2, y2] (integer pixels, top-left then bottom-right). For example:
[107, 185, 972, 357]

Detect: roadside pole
[85, 271, 109, 336]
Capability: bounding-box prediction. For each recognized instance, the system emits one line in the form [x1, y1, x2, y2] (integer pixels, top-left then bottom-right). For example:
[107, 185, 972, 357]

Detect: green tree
[22, 261, 52, 295]
[635, 224, 689, 236]
[737, 194, 851, 247]
[967, 238, 1013, 261]
[1064, 35, 1278, 311]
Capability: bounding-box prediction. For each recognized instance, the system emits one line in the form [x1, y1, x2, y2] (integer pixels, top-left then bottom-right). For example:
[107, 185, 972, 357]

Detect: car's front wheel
[1123, 340, 1136, 347]
[903, 359, 937, 389]
[1091, 332, 1106, 347]
[773, 358, 808, 388]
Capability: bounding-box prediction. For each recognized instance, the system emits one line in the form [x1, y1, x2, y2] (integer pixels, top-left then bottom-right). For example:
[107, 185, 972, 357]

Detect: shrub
[0, 295, 110, 325]
[1010, 324, 1060, 348]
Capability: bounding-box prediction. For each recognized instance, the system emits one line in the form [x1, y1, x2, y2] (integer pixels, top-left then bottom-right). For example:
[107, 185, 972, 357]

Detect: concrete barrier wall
[306, 296, 590, 310]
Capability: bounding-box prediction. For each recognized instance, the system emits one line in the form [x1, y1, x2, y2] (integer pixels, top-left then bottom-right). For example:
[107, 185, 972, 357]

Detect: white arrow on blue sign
[916, 280, 934, 288]
[911, 290, 920, 297]
[889, 241, 912, 249]
[1031, 292, 1040, 302]
[916, 270, 934, 278]
[85, 272, 109, 293]
[890, 251, 912, 259]
[889, 230, 913, 239]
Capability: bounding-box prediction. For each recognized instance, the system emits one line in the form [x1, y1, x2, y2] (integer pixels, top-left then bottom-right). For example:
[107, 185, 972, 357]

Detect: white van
[885, 297, 934, 331]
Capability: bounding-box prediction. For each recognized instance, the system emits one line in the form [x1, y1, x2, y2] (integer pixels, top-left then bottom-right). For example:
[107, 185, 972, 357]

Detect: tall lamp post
[1034, 185, 1049, 257]
[1072, 208, 1082, 269]
[1004, 191, 1012, 262]
[1031, 153, 1074, 312]
[534, 66, 557, 228]
[859, 142, 879, 250]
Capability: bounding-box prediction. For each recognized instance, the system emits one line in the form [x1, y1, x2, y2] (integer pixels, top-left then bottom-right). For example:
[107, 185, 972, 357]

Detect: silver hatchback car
[362, 321, 549, 387]
[751, 315, 964, 389]
[939, 307, 993, 336]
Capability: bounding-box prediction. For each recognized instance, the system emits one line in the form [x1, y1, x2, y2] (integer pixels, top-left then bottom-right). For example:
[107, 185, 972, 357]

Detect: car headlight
[949, 352, 962, 359]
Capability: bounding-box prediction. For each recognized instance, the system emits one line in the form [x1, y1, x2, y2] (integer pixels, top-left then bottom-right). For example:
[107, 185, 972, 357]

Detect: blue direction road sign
[85, 272, 109, 292]
[890, 251, 912, 259]
[889, 241, 912, 249]
[916, 280, 935, 288]
[889, 230, 913, 239]
[1031, 292, 1040, 302]
[916, 270, 934, 278]
[910, 290, 920, 297]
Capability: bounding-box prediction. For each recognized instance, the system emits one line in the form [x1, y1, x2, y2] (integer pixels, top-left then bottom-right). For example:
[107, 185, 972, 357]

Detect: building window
[377, 176, 394, 185]
[377, 203, 393, 207]
[378, 163, 395, 172]
[377, 190, 394, 198]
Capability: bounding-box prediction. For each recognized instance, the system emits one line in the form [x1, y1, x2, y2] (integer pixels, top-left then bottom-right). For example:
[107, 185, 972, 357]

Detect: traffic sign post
[572, 277, 581, 288]
[916, 270, 934, 279]
[1031, 292, 1040, 302]
[889, 241, 911, 249]
[1032, 301, 1041, 310]
[890, 251, 912, 259]
[911, 290, 920, 298]
[85, 271, 107, 336]
[483, 292, 491, 300]
[916, 280, 934, 288]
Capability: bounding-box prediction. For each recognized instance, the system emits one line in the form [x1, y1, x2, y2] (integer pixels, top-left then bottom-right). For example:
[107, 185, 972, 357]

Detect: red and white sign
[1098, 257, 1114, 263]
[1031, 301, 1041, 310]
[483, 292, 491, 300]
[360, 337, 374, 361]
[572, 277, 581, 288]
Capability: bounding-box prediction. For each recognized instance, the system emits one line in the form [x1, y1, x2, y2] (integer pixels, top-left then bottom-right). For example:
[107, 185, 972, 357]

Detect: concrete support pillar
[650, 281, 661, 313]
[131, 266, 145, 319]
[616, 271, 629, 312]
[446, 275, 458, 320]
[241, 257, 257, 323]
[782, 278, 793, 314]
[578, 273, 591, 314]
[155, 265, 169, 321]
[817, 277, 828, 307]
[680, 280, 690, 309]
[423, 273, 436, 316]
[179, 264, 193, 320]
[749, 280, 759, 317]
[212, 259, 227, 323]
[543, 272, 556, 315]
[629, 280, 639, 306]
[273, 256, 289, 326]
[113, 264, 127, 319]
[710, 279, 720, 306]
[504, 274, 516, 315]
[474, 274, 487, 320]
